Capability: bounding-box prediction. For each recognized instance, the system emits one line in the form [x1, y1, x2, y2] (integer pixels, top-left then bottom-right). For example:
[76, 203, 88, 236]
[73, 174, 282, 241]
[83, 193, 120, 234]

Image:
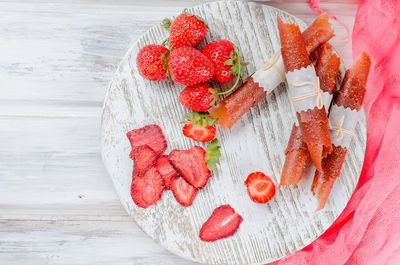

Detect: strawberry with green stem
[179, 82, 217, 112]
[182, 112, 217, 143]
[162, 8, 207, 49]
[201, 40, 244, 95]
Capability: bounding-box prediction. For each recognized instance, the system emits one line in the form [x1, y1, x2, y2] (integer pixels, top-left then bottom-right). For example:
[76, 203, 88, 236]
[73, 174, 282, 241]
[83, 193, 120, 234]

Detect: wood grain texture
[101, 2, 366, 264]
[3, 0, 400, 264]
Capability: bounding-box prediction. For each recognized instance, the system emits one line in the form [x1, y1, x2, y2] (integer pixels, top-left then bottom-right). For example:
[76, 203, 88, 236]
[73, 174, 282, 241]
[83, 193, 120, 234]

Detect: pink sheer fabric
[270, 1, 400, 264]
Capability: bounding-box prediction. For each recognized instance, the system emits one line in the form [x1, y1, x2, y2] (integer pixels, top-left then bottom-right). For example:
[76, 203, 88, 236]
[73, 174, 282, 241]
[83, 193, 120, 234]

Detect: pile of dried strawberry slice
[127, 124, 221, 208]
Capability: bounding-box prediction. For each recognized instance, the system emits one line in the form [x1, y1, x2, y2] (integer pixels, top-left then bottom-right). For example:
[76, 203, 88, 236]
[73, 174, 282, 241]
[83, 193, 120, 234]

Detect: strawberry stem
[217, 46, 242, 96]
[161, 37, 169, 46]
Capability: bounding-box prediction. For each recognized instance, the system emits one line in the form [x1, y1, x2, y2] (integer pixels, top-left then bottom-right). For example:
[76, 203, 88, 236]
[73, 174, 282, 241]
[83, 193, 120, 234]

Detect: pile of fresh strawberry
[127, 124, 221, 208]
[135, 9, 245, 144]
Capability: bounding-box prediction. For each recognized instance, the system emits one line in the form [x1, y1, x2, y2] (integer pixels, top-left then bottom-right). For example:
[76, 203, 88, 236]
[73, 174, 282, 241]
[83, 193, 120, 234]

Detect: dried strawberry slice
[199, 204, 243, 242]
[127, 125, 167, 159]
[170, 176, 198, 207]
[155, 155, 179, 190]
[168, 146, 211, 189]
[132, 145, 158, 176]
[130, 167, 163, 208]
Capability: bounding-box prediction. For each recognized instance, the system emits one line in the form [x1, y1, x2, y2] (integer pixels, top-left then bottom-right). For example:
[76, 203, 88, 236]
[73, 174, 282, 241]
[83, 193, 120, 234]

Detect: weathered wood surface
[3, 0, 398, 264]
[101, 1, 365, 264]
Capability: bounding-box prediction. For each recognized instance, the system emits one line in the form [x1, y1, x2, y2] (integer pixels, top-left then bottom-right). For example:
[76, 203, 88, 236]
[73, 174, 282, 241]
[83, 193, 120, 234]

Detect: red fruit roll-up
[311, 52, 370, 211]
[277, 16, 332, 172]
[210, 13, 334, 129]
[280, 44, 341, 186]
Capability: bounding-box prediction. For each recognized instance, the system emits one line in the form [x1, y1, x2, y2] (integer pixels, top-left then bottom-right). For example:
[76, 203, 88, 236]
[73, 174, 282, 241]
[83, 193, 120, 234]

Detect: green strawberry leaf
[205, 139, 221, 171]
[224, 59, 234, 65]
[162, 18, 171, 30]
[160, 51, 171, 80]
[183, 112, 217, 127]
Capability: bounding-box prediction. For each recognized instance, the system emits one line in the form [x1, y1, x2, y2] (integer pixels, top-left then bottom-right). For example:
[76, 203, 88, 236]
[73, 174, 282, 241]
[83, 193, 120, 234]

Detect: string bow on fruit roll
[280, 44, 341, 187]
[277, 15, 332, 172]
[210, 13, 334, 129]
[312, 52, 370, 211]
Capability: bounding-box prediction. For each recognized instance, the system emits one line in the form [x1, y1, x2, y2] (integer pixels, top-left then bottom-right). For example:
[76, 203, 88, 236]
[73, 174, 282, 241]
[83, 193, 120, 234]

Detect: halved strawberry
[170, 176, 198, 207]
[131, 167, 164, 208]
[182, 112, 216, 143]
[244, 172, 276, 204]
[132, 145, 158, 176]
[127, 124, 167, 159]
[199, 204, 243, 242]
[155, 155, 178, 190]
[168, 146, 210, 189]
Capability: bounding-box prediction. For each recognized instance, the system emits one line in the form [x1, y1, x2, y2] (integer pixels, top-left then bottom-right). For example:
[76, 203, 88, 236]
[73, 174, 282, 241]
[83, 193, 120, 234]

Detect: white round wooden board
[101, 1, 366, 264]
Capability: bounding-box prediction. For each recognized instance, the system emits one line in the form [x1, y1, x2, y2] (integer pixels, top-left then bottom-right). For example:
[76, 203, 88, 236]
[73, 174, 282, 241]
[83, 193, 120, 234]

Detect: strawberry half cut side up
[131, 167, 164, 208]
[127, 124, 167, 159]
[244, 172, 276, 204]
[171, 176, 198, 207]
[199, 204, 243, 242]
[182, 112, 217, 143]
[132, 145, 159, 176]
[155, 155, 179, 190]
[168, 146, 210, 189]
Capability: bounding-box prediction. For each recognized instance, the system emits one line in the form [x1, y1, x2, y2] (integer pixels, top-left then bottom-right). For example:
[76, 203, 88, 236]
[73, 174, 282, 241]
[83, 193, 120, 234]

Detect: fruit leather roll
[277, 16, 332, 172]
[210, 14, 334, 129]
[311, 52, 370, 211]
[280, 44, 340, 186]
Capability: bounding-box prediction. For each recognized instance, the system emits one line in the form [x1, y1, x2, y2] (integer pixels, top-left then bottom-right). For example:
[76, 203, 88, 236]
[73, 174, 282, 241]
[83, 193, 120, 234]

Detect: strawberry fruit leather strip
[210, 13, 334, 128]
[278, 16, 332, 172]
[312, 52, 370, 211]
[280, 44, 340, 186]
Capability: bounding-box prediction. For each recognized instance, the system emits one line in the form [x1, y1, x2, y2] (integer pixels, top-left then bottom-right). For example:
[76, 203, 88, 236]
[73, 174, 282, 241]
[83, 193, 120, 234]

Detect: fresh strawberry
[155, 155, 178, 190]
[182, 112, 217, 143]
[199, 204, 243, 242]
[179, 82, 217, 112]
[169, 146, 210, 189]
[162, 9, 207, 49]
[127, 125, 167, 159]
[201, 40, 243, 95]
[170, 176, 198, 207]
[244, 172, 276, 204]
[132, 145, 159, 176]
[131, 167, 164, 208]
[136, 45, 169, 81]
[167, 46, 215, 86]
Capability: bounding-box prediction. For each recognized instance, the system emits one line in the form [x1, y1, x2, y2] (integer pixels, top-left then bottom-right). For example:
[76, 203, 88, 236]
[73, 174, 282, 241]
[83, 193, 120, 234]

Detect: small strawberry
[170, 176, 198, 207]
[131, 167, 164, 208]
[179, 82, 217, 112]
[199, 204, 243, 242]
[167, 46, 215, 86]
[136, 45, 169, 81]
[168, 146, 210, 189]
[162, 9, 207, 49]
[244, 172, 276, 204]
[201, 40, 243, 95]
[182, 112, 217, 143]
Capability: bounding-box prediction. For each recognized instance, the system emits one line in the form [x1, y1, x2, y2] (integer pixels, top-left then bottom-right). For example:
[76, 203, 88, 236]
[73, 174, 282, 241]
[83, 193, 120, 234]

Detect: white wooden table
[1, 0, 398, 264]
